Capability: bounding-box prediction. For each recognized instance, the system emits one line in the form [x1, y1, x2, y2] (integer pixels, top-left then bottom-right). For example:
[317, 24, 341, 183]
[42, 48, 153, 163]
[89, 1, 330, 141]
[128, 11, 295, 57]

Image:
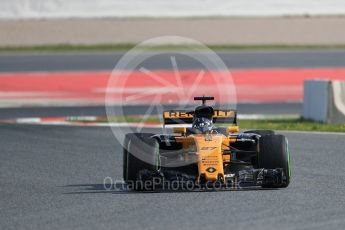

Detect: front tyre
[258, 134, 290, 188]
[122, 133, 159, 190]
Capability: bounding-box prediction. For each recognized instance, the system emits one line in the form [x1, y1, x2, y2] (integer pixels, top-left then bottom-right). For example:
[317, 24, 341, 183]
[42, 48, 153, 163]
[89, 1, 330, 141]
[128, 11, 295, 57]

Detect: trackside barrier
[303, 80, 345, 124]
[2, 0, 345, 19]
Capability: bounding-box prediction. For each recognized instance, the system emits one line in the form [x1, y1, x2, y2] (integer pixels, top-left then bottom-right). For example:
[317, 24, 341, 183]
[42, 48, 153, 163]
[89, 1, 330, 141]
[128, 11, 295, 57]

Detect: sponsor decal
[206, 167, 217, 173]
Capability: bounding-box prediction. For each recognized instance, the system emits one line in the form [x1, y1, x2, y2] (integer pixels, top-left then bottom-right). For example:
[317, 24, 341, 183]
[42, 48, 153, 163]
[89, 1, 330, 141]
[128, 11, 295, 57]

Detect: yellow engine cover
[192, 134, 225, 182]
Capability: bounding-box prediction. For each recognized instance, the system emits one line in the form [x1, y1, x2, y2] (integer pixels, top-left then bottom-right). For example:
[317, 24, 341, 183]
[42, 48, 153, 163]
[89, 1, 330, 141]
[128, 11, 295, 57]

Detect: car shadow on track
[62, 184, 115, 194]
[62, 183, 279, 195]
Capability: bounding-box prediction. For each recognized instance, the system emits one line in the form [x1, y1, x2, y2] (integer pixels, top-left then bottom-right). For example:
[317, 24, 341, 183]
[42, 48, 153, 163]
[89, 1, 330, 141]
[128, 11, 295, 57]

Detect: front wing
[130, 168, 287, 190]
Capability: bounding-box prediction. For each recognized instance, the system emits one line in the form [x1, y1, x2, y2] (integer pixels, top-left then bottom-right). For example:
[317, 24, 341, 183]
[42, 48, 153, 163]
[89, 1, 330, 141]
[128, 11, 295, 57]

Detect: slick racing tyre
[258, 134, 291, 188]
[245, 129, 275, 136]
[123, 133, 160, 189]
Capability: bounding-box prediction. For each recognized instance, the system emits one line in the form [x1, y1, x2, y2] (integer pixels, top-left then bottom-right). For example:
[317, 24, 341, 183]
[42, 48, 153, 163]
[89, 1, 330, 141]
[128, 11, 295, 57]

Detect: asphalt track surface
[0, 103, 301, 119]
[1, 123, 345, 230]
[1, 49, 345, 72]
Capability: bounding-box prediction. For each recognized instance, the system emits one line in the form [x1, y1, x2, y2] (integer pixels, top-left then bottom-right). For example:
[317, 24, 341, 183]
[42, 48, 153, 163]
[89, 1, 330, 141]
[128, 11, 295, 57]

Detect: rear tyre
[122, 133, 159, 190]
[258, 134, 290, 188]
[245, 129, 275, 136]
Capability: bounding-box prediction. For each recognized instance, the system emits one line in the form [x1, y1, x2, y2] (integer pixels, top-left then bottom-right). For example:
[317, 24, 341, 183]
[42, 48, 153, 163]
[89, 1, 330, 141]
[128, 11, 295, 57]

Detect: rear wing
[163, 109, 237, 125]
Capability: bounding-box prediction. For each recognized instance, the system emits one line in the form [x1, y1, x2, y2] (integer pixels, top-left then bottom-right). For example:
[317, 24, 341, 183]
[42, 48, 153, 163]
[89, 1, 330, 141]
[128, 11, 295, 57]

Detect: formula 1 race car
[123, 96, 291, 191]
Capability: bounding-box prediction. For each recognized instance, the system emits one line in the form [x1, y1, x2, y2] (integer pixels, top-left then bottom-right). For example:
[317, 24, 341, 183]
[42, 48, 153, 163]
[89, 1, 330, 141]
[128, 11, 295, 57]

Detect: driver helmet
[192, 117, 213, 134]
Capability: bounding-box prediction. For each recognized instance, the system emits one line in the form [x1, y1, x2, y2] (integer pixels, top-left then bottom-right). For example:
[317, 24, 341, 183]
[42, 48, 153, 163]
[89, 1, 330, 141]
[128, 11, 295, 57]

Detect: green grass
[238, 118, 345, 133]
[0, 44, 135, 52]
[80, 116, 345, 133]
[2, 43, 345, 52]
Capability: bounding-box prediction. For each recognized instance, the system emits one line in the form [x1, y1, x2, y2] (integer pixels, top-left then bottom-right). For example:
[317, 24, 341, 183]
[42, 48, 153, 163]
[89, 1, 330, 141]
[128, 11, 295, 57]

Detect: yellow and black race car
[123, 96, 291, 191]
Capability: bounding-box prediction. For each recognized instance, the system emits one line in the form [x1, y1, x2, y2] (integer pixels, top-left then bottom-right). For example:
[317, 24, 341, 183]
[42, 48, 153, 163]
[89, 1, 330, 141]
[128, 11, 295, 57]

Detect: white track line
[1, 115, 344, 135]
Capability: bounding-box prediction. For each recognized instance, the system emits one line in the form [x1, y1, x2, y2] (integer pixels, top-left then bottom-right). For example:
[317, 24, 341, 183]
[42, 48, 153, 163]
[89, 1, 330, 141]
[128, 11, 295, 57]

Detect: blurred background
[0, 0, 345, 124]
